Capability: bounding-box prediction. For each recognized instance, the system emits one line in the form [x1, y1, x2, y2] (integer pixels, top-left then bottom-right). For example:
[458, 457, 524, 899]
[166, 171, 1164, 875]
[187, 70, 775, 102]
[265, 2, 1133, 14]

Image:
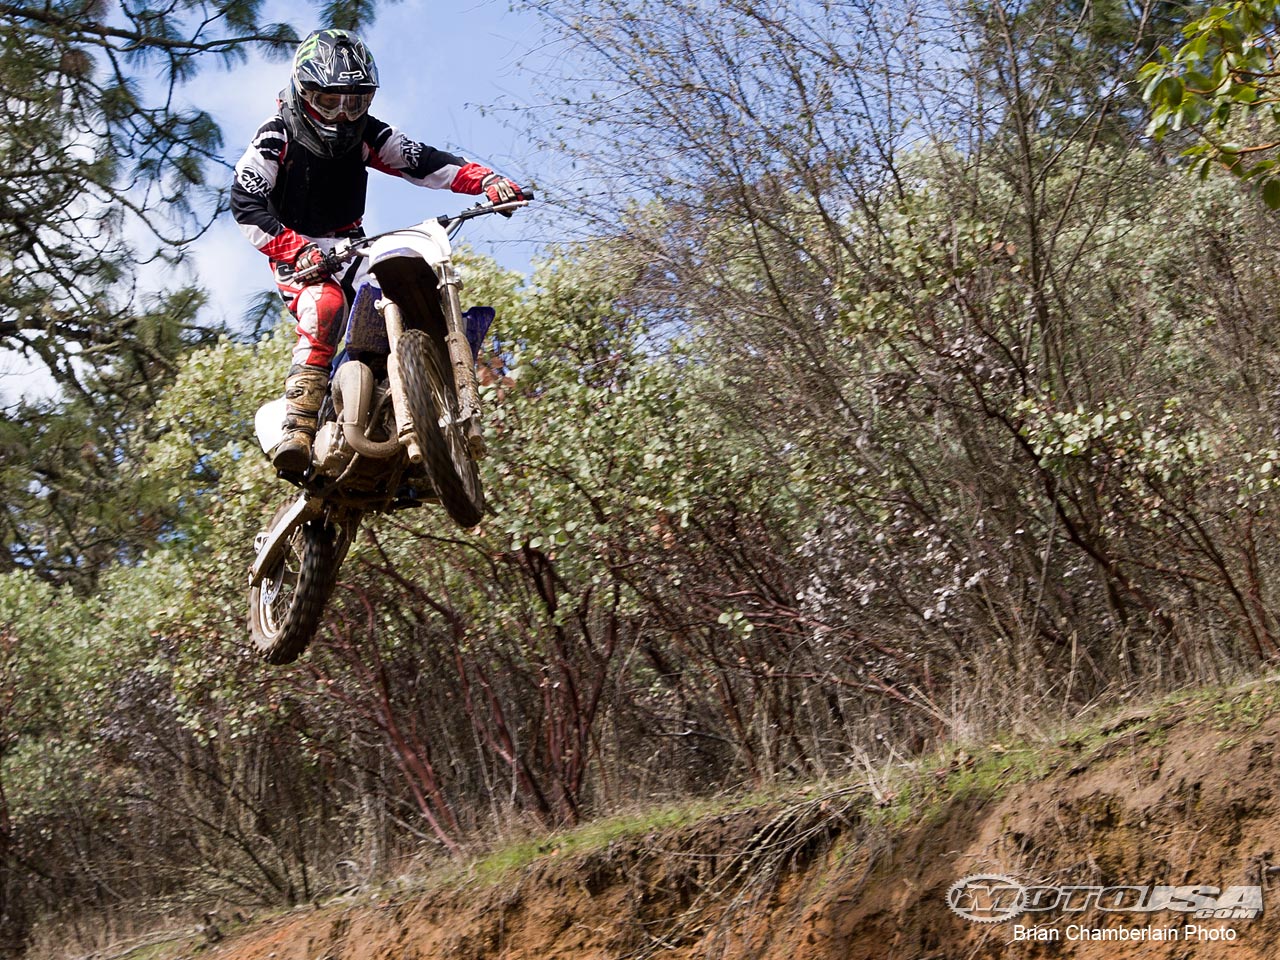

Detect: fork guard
[248, 495, 324, 588]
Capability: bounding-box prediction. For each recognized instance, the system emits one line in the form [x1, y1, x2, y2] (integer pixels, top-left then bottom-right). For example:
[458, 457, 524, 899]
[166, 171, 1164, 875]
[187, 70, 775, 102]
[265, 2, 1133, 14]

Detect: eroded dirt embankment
[202, 685, 1280, 960]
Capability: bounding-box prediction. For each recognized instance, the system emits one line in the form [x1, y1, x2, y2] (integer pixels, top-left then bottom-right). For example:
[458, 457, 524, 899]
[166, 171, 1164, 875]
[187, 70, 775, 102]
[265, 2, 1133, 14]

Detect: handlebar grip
[518, 188, 536, 202]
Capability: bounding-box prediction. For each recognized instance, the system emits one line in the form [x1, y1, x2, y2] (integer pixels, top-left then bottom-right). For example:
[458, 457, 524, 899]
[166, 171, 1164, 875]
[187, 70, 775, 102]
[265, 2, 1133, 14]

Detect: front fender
[248, 496, 324, 588]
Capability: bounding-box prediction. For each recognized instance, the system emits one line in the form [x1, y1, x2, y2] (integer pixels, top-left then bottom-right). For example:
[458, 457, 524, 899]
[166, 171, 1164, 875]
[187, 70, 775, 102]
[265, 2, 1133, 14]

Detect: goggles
[301, 89, 374, 123]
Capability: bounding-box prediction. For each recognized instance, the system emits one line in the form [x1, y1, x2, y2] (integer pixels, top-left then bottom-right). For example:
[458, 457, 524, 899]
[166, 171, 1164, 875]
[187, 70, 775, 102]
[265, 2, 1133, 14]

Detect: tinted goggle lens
[303, 90, 374, 122]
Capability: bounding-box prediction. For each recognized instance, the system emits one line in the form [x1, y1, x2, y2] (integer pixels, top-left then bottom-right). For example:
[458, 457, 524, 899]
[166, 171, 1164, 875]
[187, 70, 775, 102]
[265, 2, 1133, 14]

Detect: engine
[311, 361, 393, 478]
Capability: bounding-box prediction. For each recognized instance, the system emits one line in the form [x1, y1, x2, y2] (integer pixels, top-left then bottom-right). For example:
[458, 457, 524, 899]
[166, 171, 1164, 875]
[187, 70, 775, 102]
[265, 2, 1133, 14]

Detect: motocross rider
[231, 28, 522, 477]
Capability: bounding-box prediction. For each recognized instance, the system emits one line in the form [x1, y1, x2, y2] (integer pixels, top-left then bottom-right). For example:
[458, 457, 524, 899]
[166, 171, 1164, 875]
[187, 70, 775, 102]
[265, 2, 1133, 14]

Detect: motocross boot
[272, 364, 329, 478]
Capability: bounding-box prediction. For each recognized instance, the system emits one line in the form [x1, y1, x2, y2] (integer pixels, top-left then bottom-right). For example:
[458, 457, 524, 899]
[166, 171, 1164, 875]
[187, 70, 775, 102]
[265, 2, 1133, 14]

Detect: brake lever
[437, 190, 536, 228]
[492, 189, 536, 216]
[332, 237, 359, 261]
[290, 238, 362, 283]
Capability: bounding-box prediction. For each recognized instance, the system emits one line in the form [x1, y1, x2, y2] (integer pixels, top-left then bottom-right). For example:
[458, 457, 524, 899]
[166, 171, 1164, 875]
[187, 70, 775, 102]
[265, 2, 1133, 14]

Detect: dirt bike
[247, 191, 532, 665]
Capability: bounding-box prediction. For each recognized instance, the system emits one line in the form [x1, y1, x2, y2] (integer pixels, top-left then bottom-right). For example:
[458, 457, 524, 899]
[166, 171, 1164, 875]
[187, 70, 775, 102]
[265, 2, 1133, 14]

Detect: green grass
[470, 802, 714, 881]
[1208, 687, 1277, 730]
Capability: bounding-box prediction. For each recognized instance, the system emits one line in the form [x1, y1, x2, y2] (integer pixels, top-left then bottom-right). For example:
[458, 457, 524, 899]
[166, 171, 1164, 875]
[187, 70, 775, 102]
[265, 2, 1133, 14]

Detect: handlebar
[438, 188, 536, 229]
[290, 190, 535, 283]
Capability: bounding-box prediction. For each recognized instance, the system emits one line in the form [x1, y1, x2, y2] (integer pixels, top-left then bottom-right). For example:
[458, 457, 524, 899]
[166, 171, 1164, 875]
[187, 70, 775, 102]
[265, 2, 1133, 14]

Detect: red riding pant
[272, 265, 348, 370]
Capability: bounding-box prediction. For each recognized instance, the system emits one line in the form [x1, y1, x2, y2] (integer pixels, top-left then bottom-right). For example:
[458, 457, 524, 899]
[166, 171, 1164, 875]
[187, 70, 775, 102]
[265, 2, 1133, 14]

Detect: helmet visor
[302, 89, 374, 123]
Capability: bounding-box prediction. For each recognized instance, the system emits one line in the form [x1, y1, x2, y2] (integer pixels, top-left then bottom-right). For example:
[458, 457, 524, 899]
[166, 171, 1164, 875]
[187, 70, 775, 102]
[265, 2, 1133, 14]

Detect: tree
[526, 0, 1280, 740]
[0, 0, 308, 396]
[1140, 0, 1280, 203]
[0, 0, 386, 581]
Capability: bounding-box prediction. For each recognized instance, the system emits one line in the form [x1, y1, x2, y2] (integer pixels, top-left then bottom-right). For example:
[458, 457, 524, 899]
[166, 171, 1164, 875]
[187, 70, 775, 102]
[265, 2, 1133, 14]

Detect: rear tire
[397, 327, 485, 527]
[249, 503, 347, 664]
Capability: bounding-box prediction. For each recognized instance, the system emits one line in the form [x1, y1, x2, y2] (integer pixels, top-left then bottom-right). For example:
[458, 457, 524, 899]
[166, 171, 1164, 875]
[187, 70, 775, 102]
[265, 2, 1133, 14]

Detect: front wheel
[398, 327, 485, 527]
[249, 503, 353, 664]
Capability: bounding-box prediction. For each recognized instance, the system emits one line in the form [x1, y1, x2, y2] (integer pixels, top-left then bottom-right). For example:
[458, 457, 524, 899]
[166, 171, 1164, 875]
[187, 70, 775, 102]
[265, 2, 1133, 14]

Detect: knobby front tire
[249, 503, 344, 665]
[397, 327, 485, 528]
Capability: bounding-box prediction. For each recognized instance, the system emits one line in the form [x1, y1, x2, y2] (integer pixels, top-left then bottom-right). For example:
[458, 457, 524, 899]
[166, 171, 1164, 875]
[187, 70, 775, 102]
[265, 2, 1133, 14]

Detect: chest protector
[270, 140, 369, 238]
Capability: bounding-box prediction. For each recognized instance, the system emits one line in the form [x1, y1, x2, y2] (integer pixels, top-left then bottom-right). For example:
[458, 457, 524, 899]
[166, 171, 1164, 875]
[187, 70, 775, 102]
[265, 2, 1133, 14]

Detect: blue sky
[187, 0, 555, 329]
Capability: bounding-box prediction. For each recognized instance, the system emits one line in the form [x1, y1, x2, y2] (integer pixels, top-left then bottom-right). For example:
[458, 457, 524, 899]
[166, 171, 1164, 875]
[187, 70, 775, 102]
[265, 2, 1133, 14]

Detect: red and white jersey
[231, 110, 495, 262]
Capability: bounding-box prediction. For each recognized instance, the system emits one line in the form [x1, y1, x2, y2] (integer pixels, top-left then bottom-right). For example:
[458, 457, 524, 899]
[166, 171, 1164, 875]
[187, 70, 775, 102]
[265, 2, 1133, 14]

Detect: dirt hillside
[176, 682, 1280, 959]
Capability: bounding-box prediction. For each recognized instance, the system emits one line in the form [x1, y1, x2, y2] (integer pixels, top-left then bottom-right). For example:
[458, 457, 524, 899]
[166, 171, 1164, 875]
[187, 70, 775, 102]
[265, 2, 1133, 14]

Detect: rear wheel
[249, 503, 351, 664]
[397, 327, 485, 527]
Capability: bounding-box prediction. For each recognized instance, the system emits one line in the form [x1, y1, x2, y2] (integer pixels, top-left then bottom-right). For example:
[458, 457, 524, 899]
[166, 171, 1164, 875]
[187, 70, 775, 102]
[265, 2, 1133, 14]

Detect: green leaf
[1158, 76, 1186, 106]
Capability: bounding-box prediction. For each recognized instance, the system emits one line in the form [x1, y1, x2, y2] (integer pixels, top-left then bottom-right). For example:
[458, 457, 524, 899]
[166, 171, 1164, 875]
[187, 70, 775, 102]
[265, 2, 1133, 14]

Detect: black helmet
[283, 29, 379, 158]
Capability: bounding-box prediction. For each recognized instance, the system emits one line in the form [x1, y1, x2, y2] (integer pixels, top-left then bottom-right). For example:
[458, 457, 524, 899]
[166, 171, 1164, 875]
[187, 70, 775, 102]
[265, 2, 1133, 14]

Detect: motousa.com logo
[947, 875, 1263, 923]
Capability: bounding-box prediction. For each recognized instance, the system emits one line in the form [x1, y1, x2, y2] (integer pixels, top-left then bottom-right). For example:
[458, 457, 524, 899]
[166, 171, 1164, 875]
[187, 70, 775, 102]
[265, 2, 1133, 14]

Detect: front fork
[380, 299, 424, 464]
[437, 262, 487, 459]
[378, 263, 486, 464]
